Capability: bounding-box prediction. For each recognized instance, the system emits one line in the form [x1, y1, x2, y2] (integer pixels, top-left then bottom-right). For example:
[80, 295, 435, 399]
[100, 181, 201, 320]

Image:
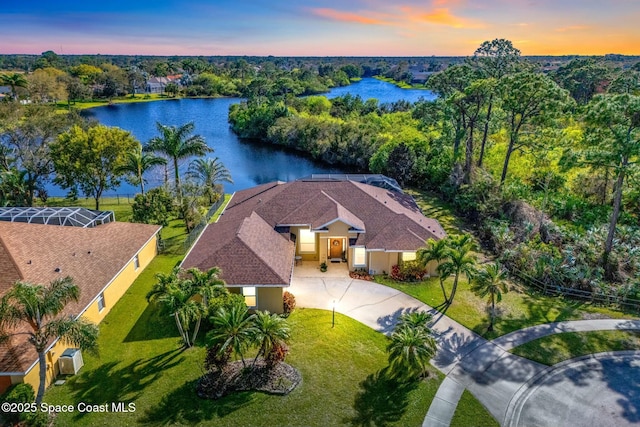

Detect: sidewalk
[288, 276, 640, 427]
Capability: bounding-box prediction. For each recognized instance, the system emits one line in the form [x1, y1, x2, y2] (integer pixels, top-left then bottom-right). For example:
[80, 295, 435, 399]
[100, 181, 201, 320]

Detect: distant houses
[146, 74, 182, 94]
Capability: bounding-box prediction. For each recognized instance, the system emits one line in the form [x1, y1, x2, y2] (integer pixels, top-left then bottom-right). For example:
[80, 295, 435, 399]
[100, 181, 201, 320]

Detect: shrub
[204, 342, 232, 372]
[265, 343, 289, 368]
[1, 383, 35, 425]
[390, 264, 404, 281]
[283, 291, 296, 316]
[400, 261, 428, 282]
[131, 187, 174, 226]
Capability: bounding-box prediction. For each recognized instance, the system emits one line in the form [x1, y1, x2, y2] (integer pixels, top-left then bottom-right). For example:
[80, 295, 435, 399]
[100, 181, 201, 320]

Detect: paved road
[505, 351, 640, 427]
[288, 275, 640, 427]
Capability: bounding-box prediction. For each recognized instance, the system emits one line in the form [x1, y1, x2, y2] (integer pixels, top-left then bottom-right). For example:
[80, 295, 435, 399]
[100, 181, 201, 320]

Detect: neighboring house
[145, 75, 182, 94]
[181, 175, 446, 313]
[0, 207, 161, 393]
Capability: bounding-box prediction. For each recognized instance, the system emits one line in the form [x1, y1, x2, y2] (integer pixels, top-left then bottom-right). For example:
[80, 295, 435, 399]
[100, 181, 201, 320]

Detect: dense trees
[581, 94, 640, 273]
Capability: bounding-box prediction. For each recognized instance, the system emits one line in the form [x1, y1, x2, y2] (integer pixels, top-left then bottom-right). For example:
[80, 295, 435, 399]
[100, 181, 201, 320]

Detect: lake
[68, 78, 435, 197]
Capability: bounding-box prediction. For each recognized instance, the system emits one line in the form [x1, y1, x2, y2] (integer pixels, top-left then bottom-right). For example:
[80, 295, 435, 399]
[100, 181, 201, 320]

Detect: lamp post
[332, 300, 336, 328]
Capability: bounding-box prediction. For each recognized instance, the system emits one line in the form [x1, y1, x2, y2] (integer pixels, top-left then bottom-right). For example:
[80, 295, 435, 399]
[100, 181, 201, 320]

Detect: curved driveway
[288, 273, 640, 427]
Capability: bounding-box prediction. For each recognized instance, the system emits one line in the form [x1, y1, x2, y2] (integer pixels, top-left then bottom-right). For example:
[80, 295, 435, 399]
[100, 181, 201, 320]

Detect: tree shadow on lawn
[140, 379, 254, 425]
[64, 348, 185, 422]
[347, 367, 418, 427]
[482, 292, 589, 338]
[124, 301, 181, 342]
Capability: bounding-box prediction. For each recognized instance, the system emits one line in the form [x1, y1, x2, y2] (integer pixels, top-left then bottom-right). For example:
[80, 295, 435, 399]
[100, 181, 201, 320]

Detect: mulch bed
[197, 359, 302, 400]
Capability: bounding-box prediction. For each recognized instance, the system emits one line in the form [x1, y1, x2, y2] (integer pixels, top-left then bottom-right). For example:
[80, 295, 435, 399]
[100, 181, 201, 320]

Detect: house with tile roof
[181, 175, 446, 313]
[0, 208, 161, 393]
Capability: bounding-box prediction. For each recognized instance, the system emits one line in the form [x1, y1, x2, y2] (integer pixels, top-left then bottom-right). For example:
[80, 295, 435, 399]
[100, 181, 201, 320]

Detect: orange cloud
[413, 7, 485, 28]
[310, 8, 385, 25]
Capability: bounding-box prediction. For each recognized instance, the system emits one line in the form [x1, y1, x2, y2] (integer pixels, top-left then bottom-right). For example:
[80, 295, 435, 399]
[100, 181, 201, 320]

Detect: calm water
[327, 78, 435, 104]
[56, 78, 434, 197]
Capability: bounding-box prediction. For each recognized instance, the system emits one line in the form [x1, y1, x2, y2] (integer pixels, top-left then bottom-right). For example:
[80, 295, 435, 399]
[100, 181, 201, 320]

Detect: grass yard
[44, 302, 448, 426]
[451, 390, 500, 427]
[38, 192, 502, 426]
[376, 275, 636, 340]
[56, 93, 177, 112]
[510, 330, 640, 366]
[44, 196, 136, 222]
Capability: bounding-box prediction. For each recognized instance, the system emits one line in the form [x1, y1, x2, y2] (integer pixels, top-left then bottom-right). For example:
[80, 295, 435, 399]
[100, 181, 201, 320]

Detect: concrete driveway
[288, 271, 640, 427]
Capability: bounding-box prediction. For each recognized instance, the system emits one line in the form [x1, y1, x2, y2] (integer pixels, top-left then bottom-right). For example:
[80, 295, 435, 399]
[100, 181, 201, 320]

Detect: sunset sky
[2, 0, 639, 56]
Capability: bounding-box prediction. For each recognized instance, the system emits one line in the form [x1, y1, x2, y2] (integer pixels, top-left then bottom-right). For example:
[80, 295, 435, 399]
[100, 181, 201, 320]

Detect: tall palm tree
[184, 266, 226, 344]
[186, 157, 233, 204]
[417, 238, 450, 302]
[146, 267, 202, 348]
[470, 263, 509, 331]
[115, 144, 166, 194]
[0, 278, 99, 404]
[437, 234, 478, 305]
[1, 73, 28, 100]
[209, 302, 255, 368]
[387, 325, 436, 380]
[144, 122, 212, 199]
[251, 310, 290, 368]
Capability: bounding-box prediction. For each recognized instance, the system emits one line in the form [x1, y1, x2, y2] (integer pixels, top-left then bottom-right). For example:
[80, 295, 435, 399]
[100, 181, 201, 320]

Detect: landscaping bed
[197, 359, 301, 399]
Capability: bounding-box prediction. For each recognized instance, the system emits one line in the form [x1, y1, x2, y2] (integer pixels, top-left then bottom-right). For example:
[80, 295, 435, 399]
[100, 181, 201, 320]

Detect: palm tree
[184, 267, 226, 344]
[146, 267, 202, 348]
[417, 238, 450, 302]
[115, 145, 166, 194]
[1, 73, 28, 100]
[437, 234, 478, 305]
[186, 157, 233, 204]
[387, 325, 437, 380]
[470, 263, 509, 331]
[0, 278, 99, 404]
[209, 302, 255, 368]
[251, 311, 290, 368]
[144, 122, 212, 199]
[397, 310, 433, 331]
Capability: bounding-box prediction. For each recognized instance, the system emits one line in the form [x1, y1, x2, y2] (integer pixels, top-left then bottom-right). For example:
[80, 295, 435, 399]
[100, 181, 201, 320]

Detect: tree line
[228, 39, 640, 299]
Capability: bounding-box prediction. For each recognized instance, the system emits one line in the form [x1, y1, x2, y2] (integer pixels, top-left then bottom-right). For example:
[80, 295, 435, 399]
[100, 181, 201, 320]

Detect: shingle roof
[182, 179, 445, 287]
[0, 221, 161, 374]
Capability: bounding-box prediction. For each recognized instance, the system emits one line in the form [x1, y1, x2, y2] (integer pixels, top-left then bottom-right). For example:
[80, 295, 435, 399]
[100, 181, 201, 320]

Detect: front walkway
[288, 274, 640, 427]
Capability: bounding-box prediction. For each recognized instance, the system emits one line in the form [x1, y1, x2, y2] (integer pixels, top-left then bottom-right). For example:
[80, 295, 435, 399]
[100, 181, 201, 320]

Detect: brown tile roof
[0, 221, 160, 374]
[182, 179, 445, 287]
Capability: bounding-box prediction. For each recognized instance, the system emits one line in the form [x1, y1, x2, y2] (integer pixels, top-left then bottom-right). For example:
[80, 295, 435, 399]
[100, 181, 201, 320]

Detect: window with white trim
[97, 292, 106, 312]
[134, 254, 140, 270]
[299, 229, 316, 253]
[402, 252, 417, 262]
[242, 287, 257, 308]
[353, 247, 366, 266]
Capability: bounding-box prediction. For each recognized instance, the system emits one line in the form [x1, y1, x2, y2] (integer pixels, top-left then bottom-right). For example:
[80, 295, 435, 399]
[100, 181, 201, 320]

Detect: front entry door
[329, 238, 343, 259]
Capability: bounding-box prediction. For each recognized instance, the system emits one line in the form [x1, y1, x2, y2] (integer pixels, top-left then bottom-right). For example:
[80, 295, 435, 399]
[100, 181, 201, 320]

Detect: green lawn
[510, 330, 640, 365]
[451, 390, 500, 427]
[210, 193, 232, 223]
[375, 275, 636, 340]
[56, 93, 177, 112]
[44, 196, 135, 222]
[39, 194, 501, 426]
